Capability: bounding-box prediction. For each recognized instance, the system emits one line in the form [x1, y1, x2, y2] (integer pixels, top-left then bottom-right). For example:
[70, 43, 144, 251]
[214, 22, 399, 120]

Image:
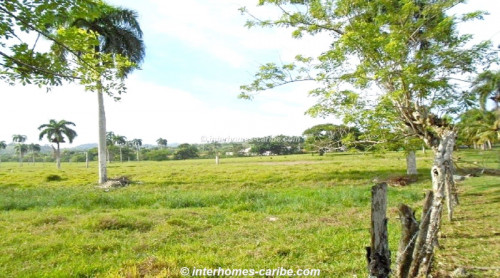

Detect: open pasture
[0, 151, 498, 277]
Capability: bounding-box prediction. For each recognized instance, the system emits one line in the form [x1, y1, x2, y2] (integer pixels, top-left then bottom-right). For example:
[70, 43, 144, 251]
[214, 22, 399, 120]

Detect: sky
[1, 0, 500, 147]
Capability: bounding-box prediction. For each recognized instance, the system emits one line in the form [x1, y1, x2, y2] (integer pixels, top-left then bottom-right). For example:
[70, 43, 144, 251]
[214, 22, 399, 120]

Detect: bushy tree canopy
[1, 0, 137, 96]
[240, 0, 496, 148]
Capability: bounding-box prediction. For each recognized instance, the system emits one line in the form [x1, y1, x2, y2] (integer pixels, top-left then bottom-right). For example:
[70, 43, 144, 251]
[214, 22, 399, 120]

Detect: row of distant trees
[1, 116, 497, 166]
[0, 120, 77, 168]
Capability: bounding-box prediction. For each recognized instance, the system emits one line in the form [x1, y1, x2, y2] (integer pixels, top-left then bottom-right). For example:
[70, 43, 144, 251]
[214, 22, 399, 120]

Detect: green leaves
[241, 0, 496, 147]
[1, 0, 141, 99]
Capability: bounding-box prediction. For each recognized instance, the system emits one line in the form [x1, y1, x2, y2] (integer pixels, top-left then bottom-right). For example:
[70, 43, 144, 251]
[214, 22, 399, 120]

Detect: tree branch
[0, 50, 80, 80]
[0, 5, 100, 75]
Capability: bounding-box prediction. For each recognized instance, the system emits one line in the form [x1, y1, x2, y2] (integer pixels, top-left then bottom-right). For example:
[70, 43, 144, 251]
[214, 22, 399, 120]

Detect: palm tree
[156, 138, 168, 149]
[131, 138, 142, 161]
[112, 134, 127, 162]
[106, 131, 115, 163]
[472, 70, 500, 111]
[469, 71, 500, 149]
[28, 143, 41, 164]
[14, 144, 28, 166]
[0, 140, 7, 166]
[64, 6, 145, 183]
[12, 134, 27, 166]
[38, 119, 77, 169]
[458, 109, 499, 149]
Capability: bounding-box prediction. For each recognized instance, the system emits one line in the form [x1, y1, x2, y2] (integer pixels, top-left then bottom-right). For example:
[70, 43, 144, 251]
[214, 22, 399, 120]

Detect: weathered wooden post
[395, 204, 419, 278]
[367, 183, 391, 278]
[85, 151, 89, 169]
[408, 191, 434, 277]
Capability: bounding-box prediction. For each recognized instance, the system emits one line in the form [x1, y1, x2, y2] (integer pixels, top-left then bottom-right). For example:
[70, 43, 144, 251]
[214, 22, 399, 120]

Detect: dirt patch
[95, 176, 132, 190]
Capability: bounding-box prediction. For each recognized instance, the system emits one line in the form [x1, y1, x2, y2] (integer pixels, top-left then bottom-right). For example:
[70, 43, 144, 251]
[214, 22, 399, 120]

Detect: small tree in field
[240, 0, 495, 275]
[106, 132, 115, 163]
[130, 139, 142, 161]
[156, 138, 168, 149]
[28, 143, 41, 164]
[38, 120, 77, 169]
[0, 141, 6, 165]
[12, 135, 27, 166]
[113, 134, 127, 163]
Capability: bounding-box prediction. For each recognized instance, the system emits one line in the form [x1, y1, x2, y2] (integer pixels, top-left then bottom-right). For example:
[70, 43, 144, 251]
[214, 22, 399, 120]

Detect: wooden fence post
[408, 191, 434, 277]
[395, 204, 419, 278]
[367, 183, 391, 278]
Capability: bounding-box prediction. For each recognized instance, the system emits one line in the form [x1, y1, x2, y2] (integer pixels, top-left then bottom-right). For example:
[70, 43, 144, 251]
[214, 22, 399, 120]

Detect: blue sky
[1, 0, 499, 146]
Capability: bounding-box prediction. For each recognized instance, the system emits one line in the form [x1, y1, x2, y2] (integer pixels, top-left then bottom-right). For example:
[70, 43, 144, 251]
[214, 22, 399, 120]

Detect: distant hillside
[0, 144, 53, 155]
[68, 144, 98, 151]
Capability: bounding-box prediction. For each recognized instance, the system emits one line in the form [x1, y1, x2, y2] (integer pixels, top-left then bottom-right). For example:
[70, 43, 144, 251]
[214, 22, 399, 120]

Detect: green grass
[0, 150, 497, 277]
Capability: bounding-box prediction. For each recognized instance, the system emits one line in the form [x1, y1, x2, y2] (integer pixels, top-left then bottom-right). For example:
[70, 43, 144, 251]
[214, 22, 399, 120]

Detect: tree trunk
[395, 204, 419, 278]
[215, 153, 220, 165]
[367, 183, 391, 278]
[119, 146, 123, 163]
[56, 143, 61, 169]
[97, 89, 107, 184]
[419, 130, 456, 275]
[406, 151, 418, 176]
[136, 148, 140, 161]
[85, 152, 89, 169]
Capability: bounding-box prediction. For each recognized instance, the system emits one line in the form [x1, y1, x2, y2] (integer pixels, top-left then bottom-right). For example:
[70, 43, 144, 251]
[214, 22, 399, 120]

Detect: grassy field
[0, 150, 498, 277]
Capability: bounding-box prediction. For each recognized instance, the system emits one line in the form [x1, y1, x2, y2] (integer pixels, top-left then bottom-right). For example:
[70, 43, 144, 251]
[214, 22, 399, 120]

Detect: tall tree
[2, 2, 145, 183]
[131, 138, 142, 161]
[14, 144, 28, 166]
[240, 1, 494, 274]
[38, 119, 77, 169]
[57, 5, 145, 183]
[156, 138, 168, 149]
[28, 143, 41, 164]
[112, 134, 127, 162]
[12, 134, 27, 166]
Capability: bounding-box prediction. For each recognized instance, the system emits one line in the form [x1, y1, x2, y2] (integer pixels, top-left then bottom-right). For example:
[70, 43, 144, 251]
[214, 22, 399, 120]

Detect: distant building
[239, 147, 252, 156]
